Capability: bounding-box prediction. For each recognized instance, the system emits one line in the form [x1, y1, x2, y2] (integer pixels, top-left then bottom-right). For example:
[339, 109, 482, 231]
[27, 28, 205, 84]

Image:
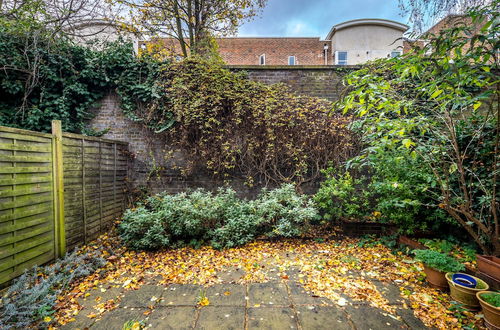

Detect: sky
[238, 0, 410, 38]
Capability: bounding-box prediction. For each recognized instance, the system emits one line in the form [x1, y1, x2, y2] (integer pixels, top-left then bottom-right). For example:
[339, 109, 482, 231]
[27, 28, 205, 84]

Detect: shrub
[413, 249, 465, 273]
[119, 184, 317, 250]
[314, 149, 453, 234]
[0, 250, 106, 329]
[314, 168, 372, 222]
[480, 293, 500, 308]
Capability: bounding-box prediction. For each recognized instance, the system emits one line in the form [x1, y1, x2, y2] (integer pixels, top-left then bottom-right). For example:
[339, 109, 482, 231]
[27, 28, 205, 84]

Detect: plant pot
[398, 236, 428, 250]
[477, 255, 500, 281]
[477, 291, 500, 330]
[446, 272, 489, 310]
[423, 265, 448, 290]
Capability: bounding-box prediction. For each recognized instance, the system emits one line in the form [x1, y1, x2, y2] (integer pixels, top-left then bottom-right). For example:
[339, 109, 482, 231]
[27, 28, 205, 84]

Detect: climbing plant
[132, 57, 358, 187]
[0, 19, 167, 133]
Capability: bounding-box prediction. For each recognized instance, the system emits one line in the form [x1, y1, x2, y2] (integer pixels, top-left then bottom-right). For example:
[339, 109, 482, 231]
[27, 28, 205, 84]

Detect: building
[67, 19, 142, 53]
[148, 18, 409, 66]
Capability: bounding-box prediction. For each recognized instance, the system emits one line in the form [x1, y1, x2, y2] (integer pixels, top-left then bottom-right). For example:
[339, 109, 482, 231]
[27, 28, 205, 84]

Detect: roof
[326, 18, 409, 39]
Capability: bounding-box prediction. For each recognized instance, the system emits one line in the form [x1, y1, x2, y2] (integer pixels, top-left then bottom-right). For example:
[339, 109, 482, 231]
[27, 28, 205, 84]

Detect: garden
[0, 0, 499, 329]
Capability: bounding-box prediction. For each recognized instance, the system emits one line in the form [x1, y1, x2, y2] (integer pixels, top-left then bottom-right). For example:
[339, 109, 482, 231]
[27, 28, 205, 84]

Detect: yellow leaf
[198, 297, 210, 306]
[43, 316, 52, 323]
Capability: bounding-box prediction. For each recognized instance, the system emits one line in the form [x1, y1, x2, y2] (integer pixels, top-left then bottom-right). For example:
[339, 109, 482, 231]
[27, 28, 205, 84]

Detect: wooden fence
[0, 121, 128, 286]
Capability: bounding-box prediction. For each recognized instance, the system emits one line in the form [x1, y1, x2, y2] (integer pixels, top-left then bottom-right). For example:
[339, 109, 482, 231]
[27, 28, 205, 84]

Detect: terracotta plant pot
[398, 236, 427, 250]
[423, 265, 448, 290]
[477, 291, 500, 330]
[446, 272, 489, 310]
[477, 255, 500, 281]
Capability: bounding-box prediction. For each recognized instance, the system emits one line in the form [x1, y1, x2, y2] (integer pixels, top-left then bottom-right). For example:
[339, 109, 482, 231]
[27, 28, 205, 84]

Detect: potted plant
[413, 249, 465, 290]
[477, 291, 500, 329]
[445, 272, 489, 310]
[477, 255, 500, 281]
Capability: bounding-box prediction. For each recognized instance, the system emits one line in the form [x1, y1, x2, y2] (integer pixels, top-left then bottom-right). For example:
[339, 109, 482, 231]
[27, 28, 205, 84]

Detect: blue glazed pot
[452, 273, 477, 288]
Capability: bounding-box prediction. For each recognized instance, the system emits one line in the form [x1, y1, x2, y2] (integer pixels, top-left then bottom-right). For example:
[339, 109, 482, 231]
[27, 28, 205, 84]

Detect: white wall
[331, 24, 404, 65]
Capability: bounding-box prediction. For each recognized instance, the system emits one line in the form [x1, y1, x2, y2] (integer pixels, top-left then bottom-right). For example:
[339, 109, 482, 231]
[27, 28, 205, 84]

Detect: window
[391, 51, 402, 58]
[335, 51, 347, 65]
[259, 54, 266, 65]
[288, 56, 296, 65]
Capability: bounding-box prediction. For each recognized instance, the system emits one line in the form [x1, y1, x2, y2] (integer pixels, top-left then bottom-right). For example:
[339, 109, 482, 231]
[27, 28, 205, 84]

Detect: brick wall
[228, 65, 357, 102]
[147, 37, 333, 65]
[89, 67, 354, 196]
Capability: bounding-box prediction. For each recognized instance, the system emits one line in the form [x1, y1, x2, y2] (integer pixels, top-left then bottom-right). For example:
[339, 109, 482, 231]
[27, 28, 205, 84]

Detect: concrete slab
[195, 306, 245, 330]
[120, 285, 164, 308]
[296, 306, 352, 330]
[247, 307, 297, 330]
[205, 284, 246, 307]
[91, 307, 147, 329]
[288, 282, 332, 306]
[371, 280, 406, 305]
[248, 283, 290, 306]
[146, 306, 197, 330]
[159, 284, 201, 306]
[345, 305, 407, 330]
[397, 307, 428, 329]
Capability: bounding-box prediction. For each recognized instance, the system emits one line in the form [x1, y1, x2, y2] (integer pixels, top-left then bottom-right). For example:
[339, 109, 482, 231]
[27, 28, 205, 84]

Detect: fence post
[52, 120, 66, 257]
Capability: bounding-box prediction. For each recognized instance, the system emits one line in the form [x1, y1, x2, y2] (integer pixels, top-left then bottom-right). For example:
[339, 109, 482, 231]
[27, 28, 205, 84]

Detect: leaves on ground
[54, 234, 483, 329]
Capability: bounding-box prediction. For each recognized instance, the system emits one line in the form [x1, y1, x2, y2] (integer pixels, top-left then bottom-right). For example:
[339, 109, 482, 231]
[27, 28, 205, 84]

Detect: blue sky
[238, 0, 410, 38]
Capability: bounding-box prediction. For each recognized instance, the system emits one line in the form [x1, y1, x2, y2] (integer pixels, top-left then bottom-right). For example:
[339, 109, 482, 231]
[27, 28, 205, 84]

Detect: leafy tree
[399, 0, 490, 32]
[118, 0, 267, 56]
[341, 2, 499, 254]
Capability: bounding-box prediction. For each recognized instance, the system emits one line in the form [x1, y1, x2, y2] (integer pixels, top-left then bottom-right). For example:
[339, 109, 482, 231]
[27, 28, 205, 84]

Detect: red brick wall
[217, 38, 330, 65]
[149, 38, 332, 65]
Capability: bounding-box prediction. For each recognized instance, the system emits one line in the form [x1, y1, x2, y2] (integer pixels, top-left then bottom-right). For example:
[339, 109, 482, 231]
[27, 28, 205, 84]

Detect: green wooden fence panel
[0, 126, 56, 286]
[0, 124, 129, 286]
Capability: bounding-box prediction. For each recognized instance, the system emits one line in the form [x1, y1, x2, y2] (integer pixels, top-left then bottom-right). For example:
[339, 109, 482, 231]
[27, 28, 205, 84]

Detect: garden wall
[90, 66, 355, 196]
[227, 65, 357, 102]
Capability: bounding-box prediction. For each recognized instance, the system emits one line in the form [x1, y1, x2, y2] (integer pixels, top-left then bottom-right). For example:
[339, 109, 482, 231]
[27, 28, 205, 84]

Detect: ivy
[0, 21, 167, 133]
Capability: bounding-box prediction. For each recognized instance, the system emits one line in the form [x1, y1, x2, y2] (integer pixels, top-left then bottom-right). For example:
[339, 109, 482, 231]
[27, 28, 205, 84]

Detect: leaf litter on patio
[54, 233, 483, 329]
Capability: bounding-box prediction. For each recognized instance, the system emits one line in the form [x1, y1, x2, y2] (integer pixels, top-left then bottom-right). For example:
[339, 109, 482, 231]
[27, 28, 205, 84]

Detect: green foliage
[119, 184, 317, 250]
[0, 19, 166, 133]
[0, 250, 106, 329]
[133, 57, 357, 187]
[480, 292, 500, 307]
[338, 2, 500, 253]
[413, 249, 465, 273]
[314, 168, 371, 222]
[314, 151, 451, 233]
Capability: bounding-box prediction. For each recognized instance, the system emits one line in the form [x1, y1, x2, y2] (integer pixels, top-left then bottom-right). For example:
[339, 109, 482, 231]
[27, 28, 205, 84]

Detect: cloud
[238, 0, 408, 37]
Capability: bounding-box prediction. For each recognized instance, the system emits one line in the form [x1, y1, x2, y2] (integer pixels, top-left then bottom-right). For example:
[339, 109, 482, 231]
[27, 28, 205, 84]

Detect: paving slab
[91, 307, 148, 329]
[296, 306, 352, 330]
[205, 284, 246, 306]
[371, 280, 406, 305]
[159, 284, 201, 306]
[120, 284, 165, 308]
[396, 307, 429, 329]
[345, 305, 407, 329]
[195, 306, 245, 330]
[247, 307, 297, 330]
[248, 283, 290, 306]
[288, 282, 331, 306]
[146, 306, 197, 330]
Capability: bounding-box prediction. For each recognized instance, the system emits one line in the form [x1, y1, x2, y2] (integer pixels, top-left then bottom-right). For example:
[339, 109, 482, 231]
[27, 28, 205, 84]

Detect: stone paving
[64, 270, 429, 330]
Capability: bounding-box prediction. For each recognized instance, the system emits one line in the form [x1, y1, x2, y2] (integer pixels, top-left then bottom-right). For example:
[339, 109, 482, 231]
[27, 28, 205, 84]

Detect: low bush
[314, 149, 453, 234]
[0, 250, 106, 329]
[413, 249, 465, 273]
[119, 184, 317, 250]
[481, 293, 500, 308]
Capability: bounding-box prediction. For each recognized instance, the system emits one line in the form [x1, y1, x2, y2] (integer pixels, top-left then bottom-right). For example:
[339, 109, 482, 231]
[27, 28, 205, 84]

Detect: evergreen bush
[119, 184, 317, 250]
